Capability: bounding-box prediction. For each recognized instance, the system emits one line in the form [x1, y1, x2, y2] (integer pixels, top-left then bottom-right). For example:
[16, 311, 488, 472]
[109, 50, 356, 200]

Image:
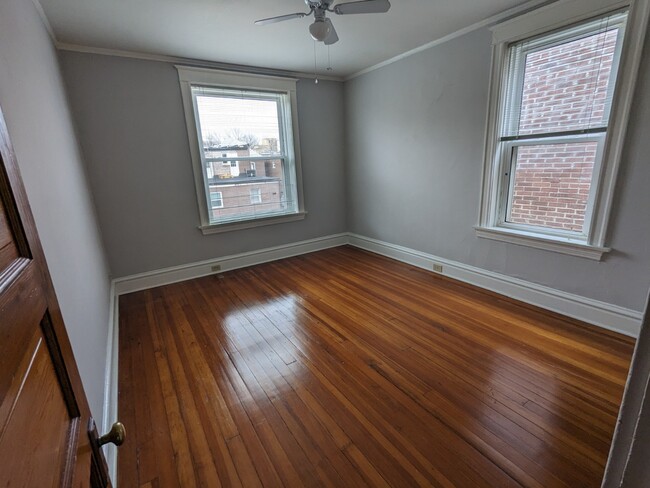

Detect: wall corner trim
[30, 0, 57, 43]
[348, 233, 643, 337]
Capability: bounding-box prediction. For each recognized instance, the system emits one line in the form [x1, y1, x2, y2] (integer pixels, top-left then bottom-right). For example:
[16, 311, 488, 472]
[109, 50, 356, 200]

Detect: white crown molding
[45, 1, 557, 83]
[348, 233, 643, 337]
[55, 42, 344, 82]
[345, 0, 557, 81]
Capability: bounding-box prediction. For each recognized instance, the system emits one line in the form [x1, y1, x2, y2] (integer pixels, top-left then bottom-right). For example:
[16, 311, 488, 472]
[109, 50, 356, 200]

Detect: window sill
[474, 226, 610, 260]
[199, 211, 307, 235]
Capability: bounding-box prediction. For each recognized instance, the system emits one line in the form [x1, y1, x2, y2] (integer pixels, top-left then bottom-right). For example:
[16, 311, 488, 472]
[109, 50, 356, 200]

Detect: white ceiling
[39, 0, 538, 77]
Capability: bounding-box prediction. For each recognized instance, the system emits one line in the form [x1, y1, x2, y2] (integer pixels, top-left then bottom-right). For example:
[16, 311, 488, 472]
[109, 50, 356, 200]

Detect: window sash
[500, 11, 628, 140]
[205, 156, 287, 163]
[191, 87, 290, 157]
[495, 133, 606, 239]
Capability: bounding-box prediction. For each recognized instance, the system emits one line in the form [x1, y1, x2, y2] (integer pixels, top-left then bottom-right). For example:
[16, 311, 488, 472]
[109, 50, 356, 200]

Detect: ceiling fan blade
[254, 12, 307, 26]
[324, 19, 339, 45]
[333, 0, 390, 15]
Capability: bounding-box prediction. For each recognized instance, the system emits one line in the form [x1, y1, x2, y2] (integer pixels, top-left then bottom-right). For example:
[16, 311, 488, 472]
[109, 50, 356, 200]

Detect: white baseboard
[101, 281, 120, 485]
[113, 233, 349, 296]
[110, 230, 643, 334]
[348, 233, 643, 337]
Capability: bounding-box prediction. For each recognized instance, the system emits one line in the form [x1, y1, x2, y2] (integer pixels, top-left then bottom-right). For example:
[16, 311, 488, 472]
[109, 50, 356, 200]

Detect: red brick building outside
[203, 143, 287, 222]
[508, 29, 618, 233]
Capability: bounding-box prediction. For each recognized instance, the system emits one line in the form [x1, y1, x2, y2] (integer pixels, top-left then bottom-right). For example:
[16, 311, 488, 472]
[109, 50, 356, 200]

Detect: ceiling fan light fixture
[309, 19, 331, 41]
[255, 0, 392, 46]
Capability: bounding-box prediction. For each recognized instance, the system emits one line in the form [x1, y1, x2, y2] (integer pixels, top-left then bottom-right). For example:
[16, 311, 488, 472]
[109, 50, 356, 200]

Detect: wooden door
[0, 106, 108, 486]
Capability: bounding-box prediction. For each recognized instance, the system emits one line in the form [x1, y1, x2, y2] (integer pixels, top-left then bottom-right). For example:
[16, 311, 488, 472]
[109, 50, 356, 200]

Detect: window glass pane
[507, 142, 598, 233]
[206, 159, 294, 223]
[516, 27, 619, 136]
[195, 94, 282, 153]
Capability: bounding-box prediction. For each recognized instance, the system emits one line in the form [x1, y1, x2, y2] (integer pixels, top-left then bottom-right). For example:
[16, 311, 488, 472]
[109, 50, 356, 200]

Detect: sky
[195, 94, 281, 145]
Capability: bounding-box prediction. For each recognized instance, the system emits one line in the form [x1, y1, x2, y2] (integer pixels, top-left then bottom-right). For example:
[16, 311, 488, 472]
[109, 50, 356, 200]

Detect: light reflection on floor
[219, 293, 308, 405]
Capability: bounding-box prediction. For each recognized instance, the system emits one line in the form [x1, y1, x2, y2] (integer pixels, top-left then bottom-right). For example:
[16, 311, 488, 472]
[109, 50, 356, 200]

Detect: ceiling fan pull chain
[313, 40, 318, 84]
[327, 44, 332, 71]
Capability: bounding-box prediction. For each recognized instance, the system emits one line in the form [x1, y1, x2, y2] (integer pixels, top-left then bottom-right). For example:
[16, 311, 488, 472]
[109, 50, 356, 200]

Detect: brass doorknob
[98, 422, 126, 447]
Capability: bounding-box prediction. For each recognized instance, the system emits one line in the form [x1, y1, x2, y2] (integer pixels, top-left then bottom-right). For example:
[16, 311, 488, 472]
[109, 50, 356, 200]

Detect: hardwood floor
[118, 246, 634, 487]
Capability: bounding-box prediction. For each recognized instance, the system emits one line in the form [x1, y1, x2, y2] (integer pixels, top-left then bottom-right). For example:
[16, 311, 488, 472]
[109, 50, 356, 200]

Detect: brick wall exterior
[508, 29, 618, 232]
[509, 142, 597, 231]
[209, 181, 284, 220]
[203, 144, 287, 222]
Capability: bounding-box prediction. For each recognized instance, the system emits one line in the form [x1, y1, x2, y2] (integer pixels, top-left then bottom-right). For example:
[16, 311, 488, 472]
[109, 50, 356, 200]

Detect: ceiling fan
[254, 0, 391, 45]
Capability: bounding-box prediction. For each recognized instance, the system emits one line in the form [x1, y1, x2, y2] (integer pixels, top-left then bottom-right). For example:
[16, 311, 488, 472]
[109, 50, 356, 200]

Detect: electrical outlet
[211, 264, 222, 272]
[432, 263, 443, 273]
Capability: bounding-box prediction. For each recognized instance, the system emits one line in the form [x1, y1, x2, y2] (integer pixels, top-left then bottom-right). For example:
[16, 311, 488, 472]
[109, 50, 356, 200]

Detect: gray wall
[0, 0, 111, 424]
[60, 52, 347, 278]
[344, 27, 650, 312]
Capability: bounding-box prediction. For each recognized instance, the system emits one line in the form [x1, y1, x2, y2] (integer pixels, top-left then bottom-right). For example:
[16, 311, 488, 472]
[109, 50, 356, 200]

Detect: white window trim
[477, 0, 650, 260]
[176, 66, 306, 234]
[200, 211, 308, 235]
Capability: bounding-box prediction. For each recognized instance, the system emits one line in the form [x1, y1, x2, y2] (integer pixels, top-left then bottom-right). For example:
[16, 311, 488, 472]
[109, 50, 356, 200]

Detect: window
[210, 191, 223, 209]
[177, 67, 305, 234]
[477, 0, 649, 259]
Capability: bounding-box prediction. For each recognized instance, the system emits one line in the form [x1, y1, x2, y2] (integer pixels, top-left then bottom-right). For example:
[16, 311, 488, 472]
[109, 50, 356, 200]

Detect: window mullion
[500, 126, 608, 142]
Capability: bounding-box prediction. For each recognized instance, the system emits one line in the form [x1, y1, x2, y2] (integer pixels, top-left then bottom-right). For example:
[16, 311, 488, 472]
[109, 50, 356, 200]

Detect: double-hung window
[177, 67, 305, 234]
[477, 0, 649, 259]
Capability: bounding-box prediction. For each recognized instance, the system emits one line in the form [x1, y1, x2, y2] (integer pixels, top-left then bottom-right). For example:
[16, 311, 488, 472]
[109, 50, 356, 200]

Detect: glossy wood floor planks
[118, 246, 634, 487]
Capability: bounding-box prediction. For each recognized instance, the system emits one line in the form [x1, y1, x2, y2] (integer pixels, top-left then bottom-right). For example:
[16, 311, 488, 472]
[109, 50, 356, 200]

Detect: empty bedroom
[1, 0, 650, 486]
